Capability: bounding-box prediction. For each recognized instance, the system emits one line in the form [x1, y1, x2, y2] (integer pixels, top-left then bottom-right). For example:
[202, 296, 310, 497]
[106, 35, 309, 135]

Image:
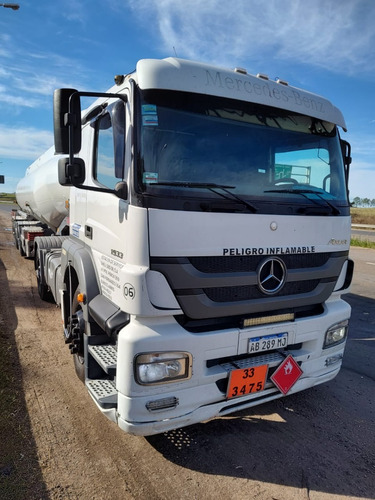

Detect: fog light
[135, 352, 192, 385]
[325, 353, 343, 366]
[323, 320, 348, 348]
[146, 397, 179, 412]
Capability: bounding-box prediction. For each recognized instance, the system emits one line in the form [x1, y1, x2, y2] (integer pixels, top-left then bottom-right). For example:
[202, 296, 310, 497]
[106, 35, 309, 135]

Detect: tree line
[351, 197, 375, 207]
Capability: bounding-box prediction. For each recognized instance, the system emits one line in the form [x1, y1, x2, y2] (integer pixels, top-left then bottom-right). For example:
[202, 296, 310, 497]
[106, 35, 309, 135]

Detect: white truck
[13, 58, 353, 435]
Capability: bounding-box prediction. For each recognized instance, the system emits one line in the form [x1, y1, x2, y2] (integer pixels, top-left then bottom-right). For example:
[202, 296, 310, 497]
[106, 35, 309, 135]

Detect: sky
[0, 0, 375, 200]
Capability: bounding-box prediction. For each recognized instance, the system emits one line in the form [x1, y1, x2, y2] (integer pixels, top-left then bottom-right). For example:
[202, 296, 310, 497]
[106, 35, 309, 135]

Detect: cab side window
[94, 100, 125, 190]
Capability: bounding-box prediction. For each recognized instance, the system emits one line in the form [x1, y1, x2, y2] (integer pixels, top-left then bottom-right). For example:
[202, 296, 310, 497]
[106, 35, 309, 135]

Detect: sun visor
[135, 58, 347, 131]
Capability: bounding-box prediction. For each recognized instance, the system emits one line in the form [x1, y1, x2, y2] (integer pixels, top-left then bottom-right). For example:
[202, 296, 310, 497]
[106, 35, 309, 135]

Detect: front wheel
[69, 288, 86, 383]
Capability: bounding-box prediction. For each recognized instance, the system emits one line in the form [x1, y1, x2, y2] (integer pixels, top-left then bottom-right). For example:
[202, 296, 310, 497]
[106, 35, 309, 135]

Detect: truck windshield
[135, 90, 349, 215]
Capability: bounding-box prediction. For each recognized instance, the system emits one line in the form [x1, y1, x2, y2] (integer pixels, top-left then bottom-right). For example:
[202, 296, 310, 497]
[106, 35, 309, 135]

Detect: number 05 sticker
[123, 283, 135, 299]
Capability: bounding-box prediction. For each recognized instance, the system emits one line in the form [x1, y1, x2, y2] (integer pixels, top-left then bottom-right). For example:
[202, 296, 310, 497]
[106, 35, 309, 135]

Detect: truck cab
[29, 58, 353, 435]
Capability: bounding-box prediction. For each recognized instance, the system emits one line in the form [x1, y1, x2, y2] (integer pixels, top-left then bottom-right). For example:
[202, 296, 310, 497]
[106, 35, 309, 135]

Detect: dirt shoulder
[0, 239, 48, 499]
[1, 206, 374, 500]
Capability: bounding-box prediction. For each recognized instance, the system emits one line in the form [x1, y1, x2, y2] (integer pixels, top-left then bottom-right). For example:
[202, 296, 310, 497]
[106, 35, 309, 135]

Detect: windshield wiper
[264, 188, 341, 215]
[150, 181, 235, 189]
[150, 181, 257, 213]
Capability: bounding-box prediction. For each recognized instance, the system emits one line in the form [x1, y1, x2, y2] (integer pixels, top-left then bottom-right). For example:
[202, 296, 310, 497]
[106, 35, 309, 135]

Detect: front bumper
[114, 297, 350, 436]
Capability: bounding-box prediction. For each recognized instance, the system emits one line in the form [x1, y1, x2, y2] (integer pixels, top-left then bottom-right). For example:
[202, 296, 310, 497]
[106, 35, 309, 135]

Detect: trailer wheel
[19, 241, 25, 257]
[35, 253, 51, 301]
[71, 289, 85, 383]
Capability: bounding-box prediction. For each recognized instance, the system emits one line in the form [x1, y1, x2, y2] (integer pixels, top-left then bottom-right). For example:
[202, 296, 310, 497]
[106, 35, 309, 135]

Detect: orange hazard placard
[271, 355, 303, 395]
[227, 364, 268, 399]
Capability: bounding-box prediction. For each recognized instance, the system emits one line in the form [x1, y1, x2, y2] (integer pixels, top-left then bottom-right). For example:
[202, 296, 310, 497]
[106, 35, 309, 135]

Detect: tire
[19, 242, 26, 257]
[35, 253, 52, 302]
[71, 288, 86, 383]
[73, 351, 85, 383]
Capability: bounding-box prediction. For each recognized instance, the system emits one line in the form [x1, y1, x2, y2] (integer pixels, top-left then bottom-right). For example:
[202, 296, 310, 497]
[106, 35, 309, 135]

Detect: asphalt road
[344, 247, 375, 382]
[351, 229, 375, 242]
[0, 202, 17, 215]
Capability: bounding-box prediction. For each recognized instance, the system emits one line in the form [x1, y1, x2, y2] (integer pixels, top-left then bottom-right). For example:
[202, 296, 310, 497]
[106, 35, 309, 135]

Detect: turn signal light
[77, 293, 85, 304]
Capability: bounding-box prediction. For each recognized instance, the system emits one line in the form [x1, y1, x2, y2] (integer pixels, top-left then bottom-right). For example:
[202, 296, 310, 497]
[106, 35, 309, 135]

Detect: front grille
[150, 251, 348, 321]
[189, 253, 331, 273]
[204, 280, 320, 302]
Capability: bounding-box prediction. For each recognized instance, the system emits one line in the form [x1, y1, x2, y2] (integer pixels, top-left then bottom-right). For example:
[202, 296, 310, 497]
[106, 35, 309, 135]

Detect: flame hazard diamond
[271, 355, 303, 395]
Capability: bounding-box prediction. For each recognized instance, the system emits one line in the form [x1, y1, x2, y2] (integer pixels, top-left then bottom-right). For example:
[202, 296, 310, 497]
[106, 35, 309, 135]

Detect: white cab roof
[132, 58, 346, 131]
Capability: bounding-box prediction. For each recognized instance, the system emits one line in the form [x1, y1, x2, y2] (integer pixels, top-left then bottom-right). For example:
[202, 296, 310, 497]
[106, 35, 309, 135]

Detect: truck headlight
[135, 352, 192, 385]
[323, 320, 348, 348]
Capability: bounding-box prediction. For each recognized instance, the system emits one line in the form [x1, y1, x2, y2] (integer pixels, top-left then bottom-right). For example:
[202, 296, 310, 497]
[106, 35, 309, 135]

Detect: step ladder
[88, 344, 117, 376]
[86, 344, 118, 409]
[86, 379, 117, 409]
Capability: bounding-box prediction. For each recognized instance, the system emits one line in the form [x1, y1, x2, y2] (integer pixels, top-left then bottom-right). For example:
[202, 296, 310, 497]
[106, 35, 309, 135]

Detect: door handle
[85, 225, 93, 239]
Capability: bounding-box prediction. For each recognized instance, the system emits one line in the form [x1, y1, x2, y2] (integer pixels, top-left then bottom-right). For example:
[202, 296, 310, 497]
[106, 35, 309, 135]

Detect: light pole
[0, 4, 18, 178]
[1, 3, 19, 183]
[0, 3, 20, 9]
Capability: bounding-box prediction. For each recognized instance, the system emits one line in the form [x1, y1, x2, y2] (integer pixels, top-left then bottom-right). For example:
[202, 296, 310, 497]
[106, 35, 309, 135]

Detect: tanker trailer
[12, 146, 70, 296]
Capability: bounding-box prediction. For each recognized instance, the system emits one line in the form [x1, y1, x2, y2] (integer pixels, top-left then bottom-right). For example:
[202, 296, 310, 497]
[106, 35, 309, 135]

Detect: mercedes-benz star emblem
[258, 257, 287, 295]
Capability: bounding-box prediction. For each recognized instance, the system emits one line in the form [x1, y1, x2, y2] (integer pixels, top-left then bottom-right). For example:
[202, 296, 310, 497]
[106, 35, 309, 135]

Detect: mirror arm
[73, 182, 128, 200]
[58, 91, 129, 199]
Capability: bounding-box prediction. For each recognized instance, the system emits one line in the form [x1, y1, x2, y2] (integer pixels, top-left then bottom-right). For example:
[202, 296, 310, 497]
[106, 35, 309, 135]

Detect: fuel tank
[16, 146, 70, 232]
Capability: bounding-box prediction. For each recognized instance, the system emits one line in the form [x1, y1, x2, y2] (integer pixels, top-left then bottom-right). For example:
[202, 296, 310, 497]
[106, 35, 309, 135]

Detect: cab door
[85, 97, 130, 304]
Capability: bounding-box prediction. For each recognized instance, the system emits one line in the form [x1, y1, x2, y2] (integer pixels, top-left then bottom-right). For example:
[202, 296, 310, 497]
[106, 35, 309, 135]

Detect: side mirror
[54, 89, 82, 155]
[54, 88, 128, 194]
[340, 139, 352, 167]
[340, 139, 352, 197]
[114, 181, 128, 200]
[58, 157, 86, 186]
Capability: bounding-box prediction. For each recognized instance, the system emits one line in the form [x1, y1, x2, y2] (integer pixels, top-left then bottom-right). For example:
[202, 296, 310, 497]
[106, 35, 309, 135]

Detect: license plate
[248, 332, 288, 353]
[227, 364, 268, 399]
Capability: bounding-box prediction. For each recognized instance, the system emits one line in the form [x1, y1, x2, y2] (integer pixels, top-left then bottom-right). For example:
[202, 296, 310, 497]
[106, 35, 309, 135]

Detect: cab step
[86, 379, 117, 409]
[88, 344, 117, 376]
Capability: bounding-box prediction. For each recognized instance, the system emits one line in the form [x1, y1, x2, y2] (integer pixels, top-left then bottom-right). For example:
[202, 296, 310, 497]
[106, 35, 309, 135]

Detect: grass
[0, 194, 16, 203]
[350, 207, 375, 249]
[350, 237, 375, 249]
[351, 207, 375, 225]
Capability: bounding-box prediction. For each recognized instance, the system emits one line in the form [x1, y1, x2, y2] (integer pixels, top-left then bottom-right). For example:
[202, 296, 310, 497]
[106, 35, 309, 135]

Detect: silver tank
[16, 146, 70, 232]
